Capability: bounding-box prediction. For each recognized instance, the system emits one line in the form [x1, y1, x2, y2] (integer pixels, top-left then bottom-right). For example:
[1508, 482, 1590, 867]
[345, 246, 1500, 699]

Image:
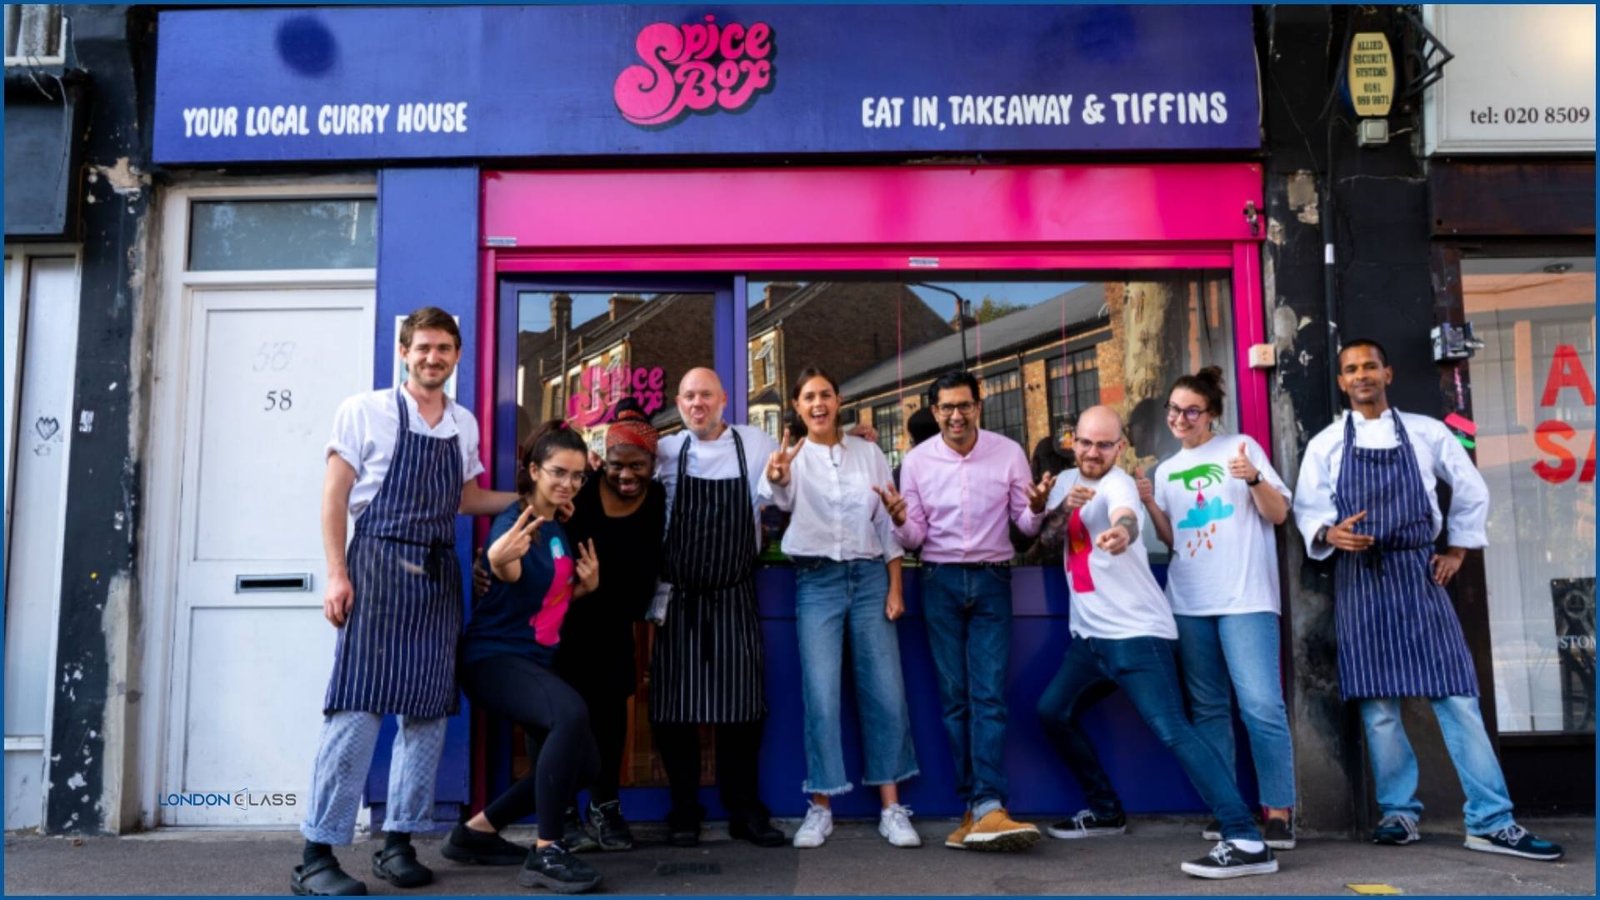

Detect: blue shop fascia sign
[154, 4, 1261, 164]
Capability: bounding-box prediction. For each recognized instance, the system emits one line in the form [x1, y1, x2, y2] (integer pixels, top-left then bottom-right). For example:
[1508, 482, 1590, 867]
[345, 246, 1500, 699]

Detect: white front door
[3, 251, 79, 831]
[163, 287, 373, 826]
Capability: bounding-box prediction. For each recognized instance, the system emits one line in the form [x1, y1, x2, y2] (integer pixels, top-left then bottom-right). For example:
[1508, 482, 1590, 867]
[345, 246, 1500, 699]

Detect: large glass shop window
[1467, 256, 1597, 735]
[743, 275, 1236, 565]
[512, 289, 716, 788]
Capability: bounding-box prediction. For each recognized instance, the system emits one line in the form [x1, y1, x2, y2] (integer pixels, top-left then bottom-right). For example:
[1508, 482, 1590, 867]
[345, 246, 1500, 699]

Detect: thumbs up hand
[1228, 440, 1260, 484]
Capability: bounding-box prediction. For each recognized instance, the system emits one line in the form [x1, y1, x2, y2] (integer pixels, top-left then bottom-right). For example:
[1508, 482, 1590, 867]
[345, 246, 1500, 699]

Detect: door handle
[235, 573, 313, 593]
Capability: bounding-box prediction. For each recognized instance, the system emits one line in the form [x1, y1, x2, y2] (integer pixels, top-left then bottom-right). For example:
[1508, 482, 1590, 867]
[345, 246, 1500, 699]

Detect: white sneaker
[879, 803, 922, 848]
[792, 801, 833, 848]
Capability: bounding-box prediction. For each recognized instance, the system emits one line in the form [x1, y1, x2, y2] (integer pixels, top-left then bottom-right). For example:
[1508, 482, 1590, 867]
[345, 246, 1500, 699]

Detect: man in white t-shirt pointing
[1033, 405, 1277, 880]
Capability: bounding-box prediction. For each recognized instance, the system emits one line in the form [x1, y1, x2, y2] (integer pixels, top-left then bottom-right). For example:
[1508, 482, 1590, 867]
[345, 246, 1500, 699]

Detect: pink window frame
[478, 163, 1268, 453]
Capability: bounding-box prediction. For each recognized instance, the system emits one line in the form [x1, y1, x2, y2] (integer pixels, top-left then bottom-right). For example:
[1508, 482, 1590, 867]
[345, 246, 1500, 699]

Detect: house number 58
[264, 389, 293, 411]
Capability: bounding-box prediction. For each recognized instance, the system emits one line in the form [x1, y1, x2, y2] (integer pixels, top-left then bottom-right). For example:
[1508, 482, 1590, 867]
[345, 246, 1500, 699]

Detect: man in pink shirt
[876, 370, 1054, 852]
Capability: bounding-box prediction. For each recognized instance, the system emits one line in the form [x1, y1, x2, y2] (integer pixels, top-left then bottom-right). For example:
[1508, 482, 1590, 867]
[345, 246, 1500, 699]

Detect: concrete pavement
[5, 815, 1592, 895]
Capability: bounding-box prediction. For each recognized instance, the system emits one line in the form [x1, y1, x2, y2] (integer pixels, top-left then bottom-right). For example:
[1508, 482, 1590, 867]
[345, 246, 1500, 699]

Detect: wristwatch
[1245, 473, 1263, 487]
[1314, 524, 1331, 545]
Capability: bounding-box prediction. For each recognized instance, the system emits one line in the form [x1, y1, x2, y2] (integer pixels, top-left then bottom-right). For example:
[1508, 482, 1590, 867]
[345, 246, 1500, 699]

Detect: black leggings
[527, 679, 630, 806]
[460, 654, 600, 842]
[652, 720, 768, 829]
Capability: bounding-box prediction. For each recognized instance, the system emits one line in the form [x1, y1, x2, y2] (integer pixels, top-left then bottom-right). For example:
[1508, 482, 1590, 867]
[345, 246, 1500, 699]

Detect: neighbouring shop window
[743, 275, 1237, 564]
[188, 199, 376, 271]
[1049, 347, 1100, 439]
[1465, 255, 1596, 735]
[873, 401, 904, 466]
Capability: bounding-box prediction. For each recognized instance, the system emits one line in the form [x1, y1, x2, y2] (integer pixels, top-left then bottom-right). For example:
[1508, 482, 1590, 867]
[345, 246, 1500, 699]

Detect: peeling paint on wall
[1286, 170, 1319, 225]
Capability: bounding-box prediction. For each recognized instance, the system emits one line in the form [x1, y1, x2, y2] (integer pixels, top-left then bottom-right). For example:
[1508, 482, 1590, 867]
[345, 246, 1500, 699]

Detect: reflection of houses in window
[841, 283, 1117, 461]
[746, 282, 952, 441]
[518, 291, 715, 444]
[872, 401, 904, 465]
[1048, 347, 1099, 438]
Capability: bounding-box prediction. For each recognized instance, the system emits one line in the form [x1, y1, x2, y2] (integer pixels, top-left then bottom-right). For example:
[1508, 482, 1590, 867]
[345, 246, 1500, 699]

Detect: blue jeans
[1175, 613, 1296, 810]
[1035, 635, 1263, 842]
[1359, 695, 1515, 834]
[921, 563, 1012, 811]
[794, 557, 918, 795]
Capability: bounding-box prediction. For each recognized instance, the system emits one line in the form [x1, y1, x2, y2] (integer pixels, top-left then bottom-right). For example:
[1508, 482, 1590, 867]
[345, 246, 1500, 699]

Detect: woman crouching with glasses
[764, 367, 921, 850]
[444, 420, 604, 893]
[1135, 366, 1297, 850]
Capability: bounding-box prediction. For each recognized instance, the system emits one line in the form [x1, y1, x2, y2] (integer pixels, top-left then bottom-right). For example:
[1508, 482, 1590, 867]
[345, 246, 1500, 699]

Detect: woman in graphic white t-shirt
[1137, 366, 1297, 850]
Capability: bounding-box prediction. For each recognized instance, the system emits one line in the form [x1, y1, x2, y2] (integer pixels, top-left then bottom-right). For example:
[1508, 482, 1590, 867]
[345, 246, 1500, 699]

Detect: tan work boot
[962, 808, 1041, 852]
[944, 811, 975, 849]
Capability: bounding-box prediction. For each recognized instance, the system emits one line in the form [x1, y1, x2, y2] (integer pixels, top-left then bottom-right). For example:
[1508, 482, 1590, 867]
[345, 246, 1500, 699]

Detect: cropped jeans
[793, 556, 918, 796]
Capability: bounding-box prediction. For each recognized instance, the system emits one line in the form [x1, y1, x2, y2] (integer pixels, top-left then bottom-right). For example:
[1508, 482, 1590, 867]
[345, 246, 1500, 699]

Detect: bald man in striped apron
[293, 308, 519, 896]
[648, 368, 787, 849]
[1294, 339, 1562, 862]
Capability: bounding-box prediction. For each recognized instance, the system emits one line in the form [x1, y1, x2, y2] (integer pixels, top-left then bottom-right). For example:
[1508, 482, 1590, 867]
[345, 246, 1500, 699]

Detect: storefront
[140, 4, 1278, 829]
[1420, 4, 1595, 809]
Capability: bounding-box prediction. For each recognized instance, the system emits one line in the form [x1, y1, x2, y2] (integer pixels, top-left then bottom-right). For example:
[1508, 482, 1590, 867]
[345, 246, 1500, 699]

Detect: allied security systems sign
[1347, 32, 1395, 118]
[1422, 4, 1595, 154]
[153, 5, 1261, 163]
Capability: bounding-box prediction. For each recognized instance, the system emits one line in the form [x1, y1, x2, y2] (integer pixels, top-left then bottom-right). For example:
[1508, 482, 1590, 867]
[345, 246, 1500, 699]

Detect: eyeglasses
[1073, 437, 1122, 454]
[537, 465, 588, 487]
[1165, 403, 1207, 424]
[934, 401, 977, 417]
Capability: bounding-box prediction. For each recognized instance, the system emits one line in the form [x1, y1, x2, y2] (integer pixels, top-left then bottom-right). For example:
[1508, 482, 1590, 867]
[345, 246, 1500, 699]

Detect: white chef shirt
[656, 424, 777, 544]
[1292, 409, 1489, 560]
[325, 387, 485, 520]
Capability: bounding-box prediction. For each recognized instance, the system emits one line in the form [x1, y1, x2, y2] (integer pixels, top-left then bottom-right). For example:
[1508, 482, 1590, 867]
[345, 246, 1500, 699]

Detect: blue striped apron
[323, 388, 464, 718]
[1333, 410, 1478, 700]
[650, 430, 765, 724]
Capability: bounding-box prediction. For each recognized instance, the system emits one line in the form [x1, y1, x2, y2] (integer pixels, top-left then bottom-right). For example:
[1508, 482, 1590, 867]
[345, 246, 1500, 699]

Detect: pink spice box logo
[613, 14, 775, 127]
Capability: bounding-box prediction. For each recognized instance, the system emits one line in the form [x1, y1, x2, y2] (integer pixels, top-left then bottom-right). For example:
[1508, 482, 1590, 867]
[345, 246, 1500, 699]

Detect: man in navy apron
[293, 307, 520, 896]
[1294, 339, 1563, 861]
[648, 367, 786, 848]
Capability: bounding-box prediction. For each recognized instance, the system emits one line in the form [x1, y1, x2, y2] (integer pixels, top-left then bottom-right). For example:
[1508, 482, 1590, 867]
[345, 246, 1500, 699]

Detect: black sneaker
[518, 842, 602, 894]
[1045, 808, 1127, 839]
[1464, 824, 1564, 861]
[1200, 818, 1223, 841]
[729, 816, 788, 847]
[562, 806, 600, 854]
[1264, 817, 1297, 850]
[440, 823, 527, 866]
[1372, 814, 1421, 846]
[1181, 841, 1279, 879]
[588, 799, 635, 851]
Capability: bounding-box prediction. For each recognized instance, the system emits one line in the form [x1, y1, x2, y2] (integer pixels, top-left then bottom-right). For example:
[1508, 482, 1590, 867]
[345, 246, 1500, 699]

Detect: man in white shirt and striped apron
[649, 368, 787, 849]
[1293, 339, 1562, 862]
[292, 308, 519, 896]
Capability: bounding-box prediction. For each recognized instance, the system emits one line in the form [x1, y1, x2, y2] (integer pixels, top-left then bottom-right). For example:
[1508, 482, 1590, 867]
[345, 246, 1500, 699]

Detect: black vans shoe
[1046, 808, 1127, 840]
[1181, 841, 1279, 879]
[518, 842, 602, 894]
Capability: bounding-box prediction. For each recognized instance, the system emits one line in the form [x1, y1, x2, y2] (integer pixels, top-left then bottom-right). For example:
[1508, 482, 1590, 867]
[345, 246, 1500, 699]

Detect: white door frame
[3, 242, 80, 831]
[140, 182, 376, 829]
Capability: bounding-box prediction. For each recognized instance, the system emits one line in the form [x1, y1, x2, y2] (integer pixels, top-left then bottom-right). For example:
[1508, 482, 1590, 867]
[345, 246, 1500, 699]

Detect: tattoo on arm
[1114, 513, 1140, 541]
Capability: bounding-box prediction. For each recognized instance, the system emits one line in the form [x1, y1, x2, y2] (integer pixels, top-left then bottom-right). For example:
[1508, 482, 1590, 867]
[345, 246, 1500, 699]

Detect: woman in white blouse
[766, 367, 921, 850]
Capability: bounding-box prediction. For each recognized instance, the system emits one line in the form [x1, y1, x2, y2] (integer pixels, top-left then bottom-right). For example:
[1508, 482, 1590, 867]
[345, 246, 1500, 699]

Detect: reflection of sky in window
[518, 292, 630, 332]
[747, 280, 1082, 317]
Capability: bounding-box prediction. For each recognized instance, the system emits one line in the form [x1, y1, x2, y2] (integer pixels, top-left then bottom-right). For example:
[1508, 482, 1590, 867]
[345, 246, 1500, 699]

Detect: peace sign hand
[572, 539, 600, 596]
[487, 505, 545, 571]
[1028, 471, 1056, 514]
[1228, 441, 1259, 483]
[766, 431, 803, 486]
[872, 483, 908, 527]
